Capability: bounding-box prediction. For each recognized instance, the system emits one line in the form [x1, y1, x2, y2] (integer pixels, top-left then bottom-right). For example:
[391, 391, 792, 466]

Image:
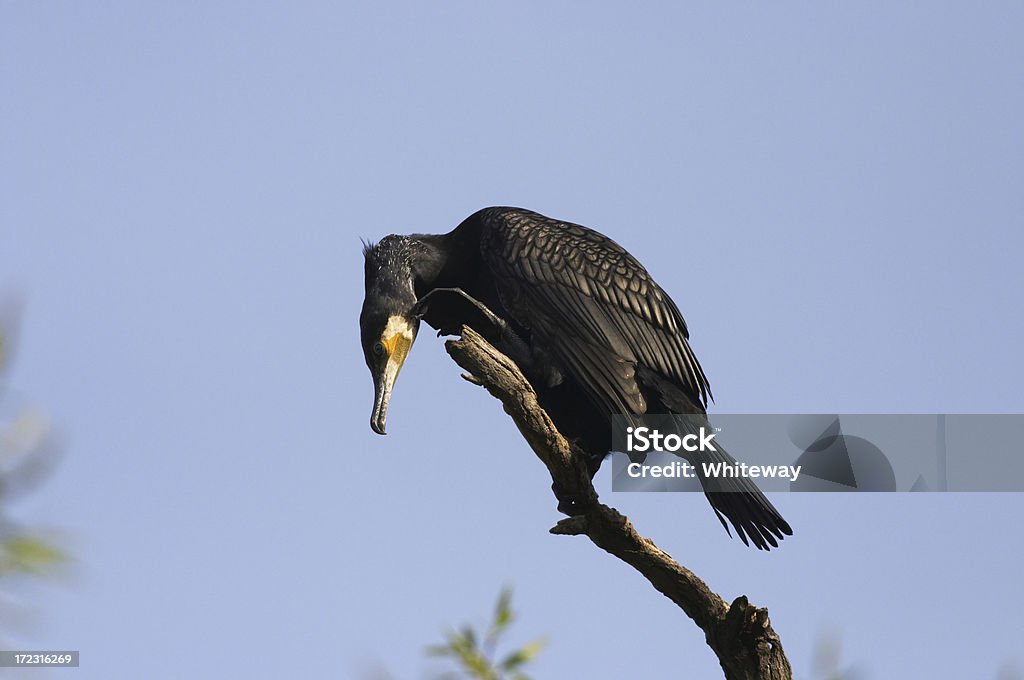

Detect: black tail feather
[685, 430, 793, 550]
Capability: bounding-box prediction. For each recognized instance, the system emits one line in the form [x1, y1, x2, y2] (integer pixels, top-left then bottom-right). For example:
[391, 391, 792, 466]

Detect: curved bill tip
[370, 413, 387, 435]
[370, 382, 390, 435]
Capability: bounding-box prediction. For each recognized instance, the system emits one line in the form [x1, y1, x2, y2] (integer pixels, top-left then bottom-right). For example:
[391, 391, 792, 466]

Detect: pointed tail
[694, 441, 793, 550]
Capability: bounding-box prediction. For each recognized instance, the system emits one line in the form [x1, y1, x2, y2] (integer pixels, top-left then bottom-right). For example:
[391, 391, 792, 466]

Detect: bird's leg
[553, 482, 593, 516]
[551, 452, 604, 516]
[413, 288, 535, 368]
[553, 483, 579, 516]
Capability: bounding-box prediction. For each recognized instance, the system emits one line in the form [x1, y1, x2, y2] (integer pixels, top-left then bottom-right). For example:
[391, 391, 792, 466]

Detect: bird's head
[360, 236, 421, 435]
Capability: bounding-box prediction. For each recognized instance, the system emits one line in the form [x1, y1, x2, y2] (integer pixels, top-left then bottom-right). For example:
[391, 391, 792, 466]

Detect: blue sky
[2, 2, 1023, 678]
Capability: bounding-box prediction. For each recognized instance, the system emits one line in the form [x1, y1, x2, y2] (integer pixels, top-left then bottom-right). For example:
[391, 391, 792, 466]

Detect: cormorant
[360, 207, 792, 549]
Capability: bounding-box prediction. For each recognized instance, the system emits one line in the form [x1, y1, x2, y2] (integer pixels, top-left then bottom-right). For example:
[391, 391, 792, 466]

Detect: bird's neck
[408, 216, 483, 295]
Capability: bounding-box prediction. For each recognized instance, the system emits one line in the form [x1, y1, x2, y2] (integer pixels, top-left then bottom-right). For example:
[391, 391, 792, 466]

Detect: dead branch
[445, 326, 792, 680]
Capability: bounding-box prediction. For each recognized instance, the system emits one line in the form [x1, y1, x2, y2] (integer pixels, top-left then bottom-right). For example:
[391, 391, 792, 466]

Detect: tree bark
[445, 327, 792, 680]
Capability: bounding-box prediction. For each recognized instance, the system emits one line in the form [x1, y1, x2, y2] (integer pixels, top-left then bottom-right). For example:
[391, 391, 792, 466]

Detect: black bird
[359, 207, 792, 549]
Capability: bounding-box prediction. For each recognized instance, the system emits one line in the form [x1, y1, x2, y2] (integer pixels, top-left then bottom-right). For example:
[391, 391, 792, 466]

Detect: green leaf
[493, 587, 513, 631]
[460, 625, 478, 652]
[427, 588, 544, 680]
[499, 639, 546, 670]
[425, 644, 454, 658]
[1, 535, 65, 574]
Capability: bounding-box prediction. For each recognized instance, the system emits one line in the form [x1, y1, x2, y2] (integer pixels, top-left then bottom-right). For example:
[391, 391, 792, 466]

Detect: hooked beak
[369, 326, 414, 435]
[370, 358, 399, 435]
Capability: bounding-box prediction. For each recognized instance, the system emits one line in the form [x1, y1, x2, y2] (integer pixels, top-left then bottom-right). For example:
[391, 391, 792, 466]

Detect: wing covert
[478, 208, 711, 415]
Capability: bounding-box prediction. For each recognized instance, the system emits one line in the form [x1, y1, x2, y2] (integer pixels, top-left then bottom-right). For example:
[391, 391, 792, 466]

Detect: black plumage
[359, 207, 792, 549]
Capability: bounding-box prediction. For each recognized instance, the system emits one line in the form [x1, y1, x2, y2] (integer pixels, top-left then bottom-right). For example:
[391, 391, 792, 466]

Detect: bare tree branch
[445, 326, 792, 680]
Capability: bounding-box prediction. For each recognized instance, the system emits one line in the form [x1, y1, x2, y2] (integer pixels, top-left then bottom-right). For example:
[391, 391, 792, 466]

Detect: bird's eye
[372, 341, 386, 356]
